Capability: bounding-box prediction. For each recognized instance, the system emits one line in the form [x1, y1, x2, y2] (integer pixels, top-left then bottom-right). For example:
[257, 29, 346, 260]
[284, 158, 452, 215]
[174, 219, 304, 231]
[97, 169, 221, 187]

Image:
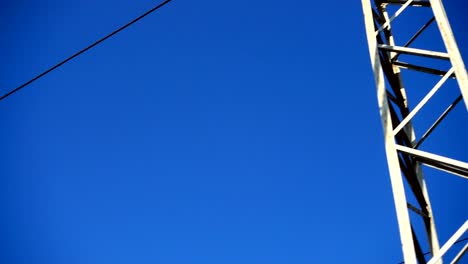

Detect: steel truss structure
[361, 0, 468, 263]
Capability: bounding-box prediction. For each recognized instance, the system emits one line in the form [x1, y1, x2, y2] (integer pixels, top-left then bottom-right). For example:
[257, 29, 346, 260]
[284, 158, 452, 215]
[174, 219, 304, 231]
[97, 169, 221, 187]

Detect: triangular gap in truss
[392, 58, 466, 164]
[376, 50, 455, 136]
[405, 165, 468, 263]
[383, 1, 435, 44]
[397, 68, 454, 114]
[420, 166, 468, 263]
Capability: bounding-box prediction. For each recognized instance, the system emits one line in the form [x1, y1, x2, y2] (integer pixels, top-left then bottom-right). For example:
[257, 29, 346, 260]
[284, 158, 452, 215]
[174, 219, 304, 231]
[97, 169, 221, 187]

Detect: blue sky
[1, 1, 467, 263]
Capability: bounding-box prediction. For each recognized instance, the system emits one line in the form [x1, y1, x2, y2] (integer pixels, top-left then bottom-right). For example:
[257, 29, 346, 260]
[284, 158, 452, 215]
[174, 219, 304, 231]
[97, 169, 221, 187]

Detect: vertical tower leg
[362, 2, 418, 262]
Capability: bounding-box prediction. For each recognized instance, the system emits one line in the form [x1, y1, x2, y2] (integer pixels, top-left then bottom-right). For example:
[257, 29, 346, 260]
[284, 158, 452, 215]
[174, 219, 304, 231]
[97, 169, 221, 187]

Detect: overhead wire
[0, 0, 174, 101]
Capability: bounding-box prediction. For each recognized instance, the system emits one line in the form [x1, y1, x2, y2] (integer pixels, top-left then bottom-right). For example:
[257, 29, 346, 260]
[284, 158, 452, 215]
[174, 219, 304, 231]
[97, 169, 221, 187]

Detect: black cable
[0, 0, 174, 101]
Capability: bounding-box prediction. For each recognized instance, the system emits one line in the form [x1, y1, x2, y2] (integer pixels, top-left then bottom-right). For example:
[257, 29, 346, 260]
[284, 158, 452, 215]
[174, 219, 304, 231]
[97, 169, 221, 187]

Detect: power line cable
[0, 0, 173, 101]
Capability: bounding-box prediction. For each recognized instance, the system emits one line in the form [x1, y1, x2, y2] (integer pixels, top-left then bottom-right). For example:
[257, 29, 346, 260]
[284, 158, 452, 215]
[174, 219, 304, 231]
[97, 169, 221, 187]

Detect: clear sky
[1, 1, 467, 263]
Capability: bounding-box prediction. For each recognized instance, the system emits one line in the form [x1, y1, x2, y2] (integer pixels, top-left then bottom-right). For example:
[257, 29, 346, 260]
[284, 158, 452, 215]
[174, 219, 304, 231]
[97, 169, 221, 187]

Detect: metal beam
[429, 0, 468, 109]
[427, 221, 468, 264]
[379, 0, 431, 7]
[395, 145, 468, 178]
[450, 242, 468, 264]
[393, 61, 453, 78]
[362, 1, 418, 262]
[378, 44, 450, 60]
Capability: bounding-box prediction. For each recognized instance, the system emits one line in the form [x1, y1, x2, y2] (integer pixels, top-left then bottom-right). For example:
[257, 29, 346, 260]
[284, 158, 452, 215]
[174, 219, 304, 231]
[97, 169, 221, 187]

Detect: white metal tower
[361, 0, 468, 263]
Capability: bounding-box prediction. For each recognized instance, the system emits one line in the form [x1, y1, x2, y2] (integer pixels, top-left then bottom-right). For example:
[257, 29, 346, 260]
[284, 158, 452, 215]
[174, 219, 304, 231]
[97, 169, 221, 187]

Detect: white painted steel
[381, 6, 442, 258]
[362, 1, 417, 263]
[392, 67, 455, 136]
[395, 145, 468, 179]
[429, 0, 468, 109]
[427, 221, 468, 264]
[375, 0, 415, 35]
[384, 6, 443, 259]
[377, 44, 450, 59]
[450, 242, 468, 264]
